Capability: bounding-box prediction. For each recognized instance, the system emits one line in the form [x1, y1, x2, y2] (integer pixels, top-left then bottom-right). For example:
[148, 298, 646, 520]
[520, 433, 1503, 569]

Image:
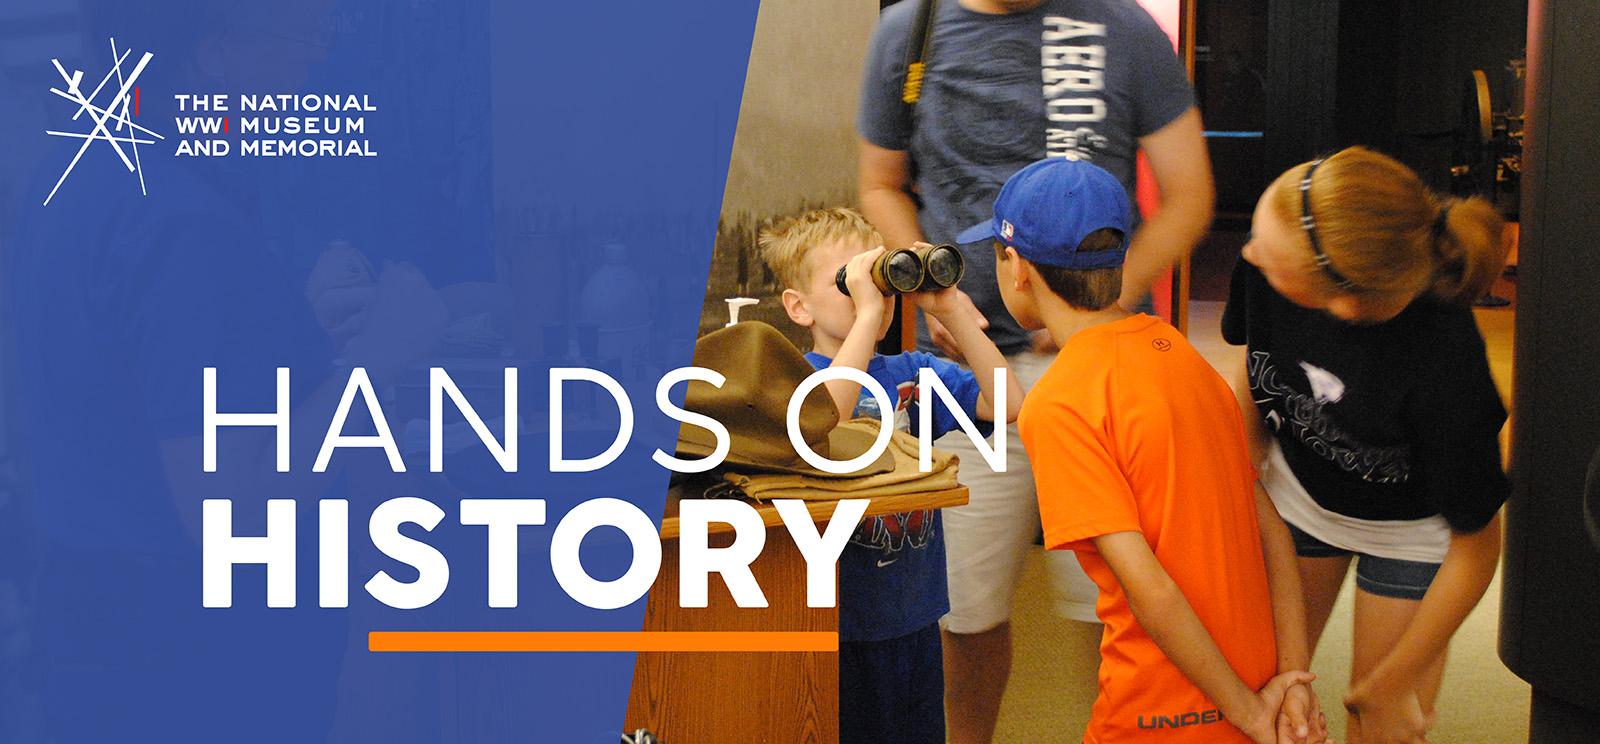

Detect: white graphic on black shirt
[1299, 361, 1346, 404]
[1248, 351, 1410, 484]
[1042, 17, 1107, 159]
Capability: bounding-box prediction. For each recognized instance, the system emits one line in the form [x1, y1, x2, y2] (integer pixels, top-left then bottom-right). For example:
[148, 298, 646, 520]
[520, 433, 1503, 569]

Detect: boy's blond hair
[758, 207, 884, 290]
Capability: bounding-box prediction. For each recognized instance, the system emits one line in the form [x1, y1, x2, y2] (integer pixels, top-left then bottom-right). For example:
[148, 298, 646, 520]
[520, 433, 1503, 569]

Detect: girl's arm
[1344, 512, 1502, 703]
[1347, 316, 1507, 740]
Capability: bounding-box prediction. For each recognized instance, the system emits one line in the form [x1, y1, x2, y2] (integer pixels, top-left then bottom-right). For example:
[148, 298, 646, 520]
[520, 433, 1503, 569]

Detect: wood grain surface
[625, 487, 967, 742]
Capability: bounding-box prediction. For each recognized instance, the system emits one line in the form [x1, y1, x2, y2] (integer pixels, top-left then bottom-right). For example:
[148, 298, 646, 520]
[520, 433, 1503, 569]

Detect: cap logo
[1000, 220, 1014, 240]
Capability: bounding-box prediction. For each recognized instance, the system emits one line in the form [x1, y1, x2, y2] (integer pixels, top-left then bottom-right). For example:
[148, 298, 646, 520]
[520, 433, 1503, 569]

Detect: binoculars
[834, 244, 965, 296]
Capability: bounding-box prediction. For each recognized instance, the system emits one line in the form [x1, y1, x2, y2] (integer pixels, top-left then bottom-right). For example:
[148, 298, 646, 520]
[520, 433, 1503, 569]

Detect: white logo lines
[44, 38, 164, 206]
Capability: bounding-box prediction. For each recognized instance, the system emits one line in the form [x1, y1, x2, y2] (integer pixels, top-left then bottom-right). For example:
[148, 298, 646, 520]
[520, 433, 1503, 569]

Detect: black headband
[1299, 159, 1357, 291]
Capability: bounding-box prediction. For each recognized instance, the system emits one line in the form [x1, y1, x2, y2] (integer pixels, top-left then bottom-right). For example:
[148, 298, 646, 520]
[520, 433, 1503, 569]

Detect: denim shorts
[1285, 521, 1441, 600]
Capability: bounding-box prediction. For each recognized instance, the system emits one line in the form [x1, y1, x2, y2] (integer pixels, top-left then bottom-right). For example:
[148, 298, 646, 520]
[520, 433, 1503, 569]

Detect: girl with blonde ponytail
[1222, 146, 1511, 743]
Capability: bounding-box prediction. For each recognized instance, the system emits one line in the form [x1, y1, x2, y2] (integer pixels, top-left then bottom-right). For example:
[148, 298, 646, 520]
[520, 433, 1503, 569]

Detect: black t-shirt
[1221, 259, 1509, 533]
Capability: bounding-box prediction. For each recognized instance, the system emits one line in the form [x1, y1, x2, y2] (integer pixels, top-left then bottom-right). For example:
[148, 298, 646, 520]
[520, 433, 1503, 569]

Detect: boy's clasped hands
[1242, 673, 1334, 744]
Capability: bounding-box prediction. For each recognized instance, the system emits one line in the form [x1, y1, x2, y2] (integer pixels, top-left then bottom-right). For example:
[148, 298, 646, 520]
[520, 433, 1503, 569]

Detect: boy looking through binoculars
[760, 207, 1020, 744]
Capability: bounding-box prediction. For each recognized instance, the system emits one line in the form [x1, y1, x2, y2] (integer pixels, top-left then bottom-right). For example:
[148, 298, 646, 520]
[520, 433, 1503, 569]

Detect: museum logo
[43, 37, 161, 206]
[42, 36, 379, 207]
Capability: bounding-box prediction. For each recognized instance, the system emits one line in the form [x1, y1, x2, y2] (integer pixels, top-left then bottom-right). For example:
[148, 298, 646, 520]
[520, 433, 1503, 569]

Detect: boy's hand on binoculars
[843, 247, 888, 320]
[919, 288, 987, 359]
[910, 285, 965, 322]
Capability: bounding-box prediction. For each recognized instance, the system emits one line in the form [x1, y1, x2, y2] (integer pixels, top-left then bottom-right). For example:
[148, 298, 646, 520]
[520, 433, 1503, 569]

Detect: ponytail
[1428, 195, 1509, 305]
[1271, 147, 1511, 306]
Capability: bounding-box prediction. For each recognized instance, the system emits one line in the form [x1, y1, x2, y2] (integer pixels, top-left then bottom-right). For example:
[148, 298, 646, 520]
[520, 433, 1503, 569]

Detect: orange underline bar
[368, 630, 837, 653]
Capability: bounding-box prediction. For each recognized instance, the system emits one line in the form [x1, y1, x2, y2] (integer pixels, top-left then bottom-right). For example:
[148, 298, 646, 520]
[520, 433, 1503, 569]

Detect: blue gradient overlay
[0, 0, 758, 741]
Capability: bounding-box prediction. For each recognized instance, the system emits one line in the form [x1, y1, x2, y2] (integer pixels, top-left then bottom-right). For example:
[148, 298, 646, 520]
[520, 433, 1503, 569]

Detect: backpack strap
[898, 0, 938, 200]
[901, 0, 939, 106]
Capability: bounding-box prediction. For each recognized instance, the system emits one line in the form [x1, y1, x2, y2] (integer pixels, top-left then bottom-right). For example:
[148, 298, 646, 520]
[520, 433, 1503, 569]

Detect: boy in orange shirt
[956, 158, 1329, 744]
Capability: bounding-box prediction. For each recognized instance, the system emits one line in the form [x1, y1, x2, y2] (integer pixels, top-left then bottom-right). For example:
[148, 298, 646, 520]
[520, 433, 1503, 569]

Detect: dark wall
[1335, 0, 1527, 189]
[1198, 0, 1526, 210]
[1501, 0, 1600, 732]
[1194, 0, 1268, 216]
[1263, 1, 1340, 178]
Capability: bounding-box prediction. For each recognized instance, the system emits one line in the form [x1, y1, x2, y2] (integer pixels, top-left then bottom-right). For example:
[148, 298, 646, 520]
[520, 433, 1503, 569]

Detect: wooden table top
[657, 486, 969, 540]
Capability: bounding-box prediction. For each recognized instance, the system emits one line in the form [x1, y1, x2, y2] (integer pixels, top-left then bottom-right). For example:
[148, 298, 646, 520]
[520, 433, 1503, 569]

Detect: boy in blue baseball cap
[963, 158, 1329, 743]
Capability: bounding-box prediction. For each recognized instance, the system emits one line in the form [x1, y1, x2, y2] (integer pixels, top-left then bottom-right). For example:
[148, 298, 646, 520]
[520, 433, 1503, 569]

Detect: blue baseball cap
[954, 157, 1132, 269]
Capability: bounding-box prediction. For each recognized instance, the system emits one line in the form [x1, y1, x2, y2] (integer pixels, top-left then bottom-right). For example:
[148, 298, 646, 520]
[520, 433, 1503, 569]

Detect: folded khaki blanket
[719, 424, 959, 501]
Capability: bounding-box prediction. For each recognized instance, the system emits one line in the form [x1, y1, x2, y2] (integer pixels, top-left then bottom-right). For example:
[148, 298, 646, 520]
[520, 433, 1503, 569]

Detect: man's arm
[1095, 530, 1312, 744]
[858, 138, 925, 250]
[1120, 108, 1215, 309]
[858, 139, 987, 359]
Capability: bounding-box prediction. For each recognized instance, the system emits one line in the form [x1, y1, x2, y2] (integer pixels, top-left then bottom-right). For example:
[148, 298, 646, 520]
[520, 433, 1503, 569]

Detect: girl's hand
[1344, 687, 1432, 744]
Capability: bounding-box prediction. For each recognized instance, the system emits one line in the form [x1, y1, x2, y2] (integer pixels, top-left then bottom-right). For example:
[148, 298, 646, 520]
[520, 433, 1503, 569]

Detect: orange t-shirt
[1019, 314, 1276, 743]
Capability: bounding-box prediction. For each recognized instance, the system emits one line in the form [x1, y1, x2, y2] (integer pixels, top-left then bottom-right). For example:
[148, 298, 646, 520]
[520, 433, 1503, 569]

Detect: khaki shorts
[936, 350, 1101, 633]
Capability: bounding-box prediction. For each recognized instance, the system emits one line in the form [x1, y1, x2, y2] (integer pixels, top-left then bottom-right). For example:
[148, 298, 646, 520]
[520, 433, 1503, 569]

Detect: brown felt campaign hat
[675, 322, 894, 478]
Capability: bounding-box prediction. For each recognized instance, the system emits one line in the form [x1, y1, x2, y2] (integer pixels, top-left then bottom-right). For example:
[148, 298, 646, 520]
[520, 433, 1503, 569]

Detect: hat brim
[954, 219, 998, 246]
[676, 420, 895, 479]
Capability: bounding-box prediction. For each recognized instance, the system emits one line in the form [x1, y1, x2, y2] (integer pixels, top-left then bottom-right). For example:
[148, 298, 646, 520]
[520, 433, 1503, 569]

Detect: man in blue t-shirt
[758, 208, 1021, 744]
[856, 2, 1214, 739]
